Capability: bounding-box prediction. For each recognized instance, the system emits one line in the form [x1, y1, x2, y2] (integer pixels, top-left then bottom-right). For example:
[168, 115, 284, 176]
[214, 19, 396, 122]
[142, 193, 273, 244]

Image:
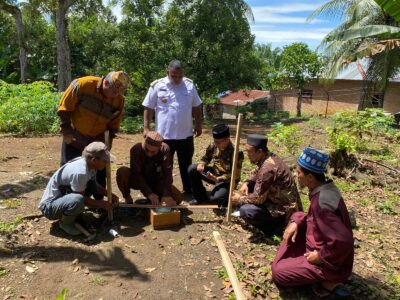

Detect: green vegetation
[0, 267, 10, 277]
[0, 81, 60, 134]
[0, 216, 22, 233]
[269, 122, 303, 156]
[90, 275, 106, 286]
[0, 198, 22, 209]
[55, 288, 69, 300]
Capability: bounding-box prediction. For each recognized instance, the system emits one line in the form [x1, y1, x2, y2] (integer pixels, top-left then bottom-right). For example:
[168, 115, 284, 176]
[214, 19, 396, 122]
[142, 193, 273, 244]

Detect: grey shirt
[38, 157, 96, 210]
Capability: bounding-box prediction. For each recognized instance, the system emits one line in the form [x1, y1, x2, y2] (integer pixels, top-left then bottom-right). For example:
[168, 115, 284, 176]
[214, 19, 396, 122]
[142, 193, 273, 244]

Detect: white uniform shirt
[142, 76, 202, 140]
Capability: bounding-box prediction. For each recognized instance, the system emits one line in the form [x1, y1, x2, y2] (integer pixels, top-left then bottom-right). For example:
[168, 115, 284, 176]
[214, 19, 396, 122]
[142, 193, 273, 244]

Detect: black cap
[246, 134, 268, 150]
[212, 124, 230, 139]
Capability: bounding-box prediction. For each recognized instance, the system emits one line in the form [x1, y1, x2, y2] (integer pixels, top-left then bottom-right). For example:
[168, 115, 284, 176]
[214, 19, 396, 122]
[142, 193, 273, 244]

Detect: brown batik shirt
[199, 142, 244, 184]
[239, 153, 301, 217]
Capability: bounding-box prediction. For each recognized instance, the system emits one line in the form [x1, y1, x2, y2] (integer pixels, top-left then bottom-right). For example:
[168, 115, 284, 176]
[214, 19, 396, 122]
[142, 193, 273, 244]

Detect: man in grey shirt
[39, 142, 118, 235]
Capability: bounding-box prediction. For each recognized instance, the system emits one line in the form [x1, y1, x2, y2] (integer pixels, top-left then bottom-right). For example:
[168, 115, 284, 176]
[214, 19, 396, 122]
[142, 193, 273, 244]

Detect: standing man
[38, 142, 118, 236]
[231, 134, 302, 235]
[188, 124, 244, 207]
[57, 71, 130, 198]
[116, 131, 184, 206]
[272, 147, 353, 298]
[142, 60, 202, 194]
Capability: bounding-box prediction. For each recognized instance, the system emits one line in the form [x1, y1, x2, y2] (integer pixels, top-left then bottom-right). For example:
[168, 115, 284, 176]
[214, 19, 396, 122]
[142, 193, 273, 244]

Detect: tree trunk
[55, 0, 75, 91]
[0, 1, 28, 83]
[296, 90, 302, 117]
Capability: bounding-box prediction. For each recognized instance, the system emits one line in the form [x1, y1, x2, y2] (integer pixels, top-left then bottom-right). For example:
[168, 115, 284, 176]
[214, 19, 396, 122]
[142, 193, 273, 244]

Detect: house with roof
[218, 89, 270, 119]
[269, 61, 400, 116]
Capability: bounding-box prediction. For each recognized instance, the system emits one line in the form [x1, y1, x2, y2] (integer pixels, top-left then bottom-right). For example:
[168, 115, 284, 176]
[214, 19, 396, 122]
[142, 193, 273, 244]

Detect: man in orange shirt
[57, 71, 130, 198]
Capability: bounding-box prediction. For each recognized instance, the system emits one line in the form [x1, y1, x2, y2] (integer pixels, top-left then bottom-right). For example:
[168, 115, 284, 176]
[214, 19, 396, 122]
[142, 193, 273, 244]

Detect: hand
[231, 191, 240, 204]
[304, 250, 322, 265]
[239, 183, 248, 196]
[205, 171, 218, 183]
[194, 125, 202, 137]
[283, 222, 298, 244]
[148, 193, 160, 205]
[161, 196, 176, 207]
[196, 163, 205, 173]
[99, 200, 112, 211]
[62, 133, 76, 144]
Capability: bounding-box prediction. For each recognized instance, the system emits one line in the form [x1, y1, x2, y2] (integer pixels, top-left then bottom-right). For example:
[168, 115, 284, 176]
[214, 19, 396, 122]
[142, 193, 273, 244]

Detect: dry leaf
[72, 258, 79, 265]
[25, 265, 37, 273]
[144, 267, 156, 273]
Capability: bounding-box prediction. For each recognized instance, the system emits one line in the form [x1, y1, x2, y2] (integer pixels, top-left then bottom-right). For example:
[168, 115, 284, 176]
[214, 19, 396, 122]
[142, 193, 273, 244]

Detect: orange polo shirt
[57, 76, 124, 138]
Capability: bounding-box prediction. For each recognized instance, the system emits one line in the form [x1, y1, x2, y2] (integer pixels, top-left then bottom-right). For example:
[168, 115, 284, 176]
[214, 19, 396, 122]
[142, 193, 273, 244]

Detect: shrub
[269, 122, 303, 156]
[0, 81, 61, 134]
[120, 115, 144, 133]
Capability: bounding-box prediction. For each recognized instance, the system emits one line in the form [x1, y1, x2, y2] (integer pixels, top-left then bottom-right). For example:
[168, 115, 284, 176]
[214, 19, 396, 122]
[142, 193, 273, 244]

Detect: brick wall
[269, 80, 400, 115]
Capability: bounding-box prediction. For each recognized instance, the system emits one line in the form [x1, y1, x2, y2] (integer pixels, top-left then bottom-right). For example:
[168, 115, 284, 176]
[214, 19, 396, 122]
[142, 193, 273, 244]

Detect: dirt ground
[0, 120, 399, 300]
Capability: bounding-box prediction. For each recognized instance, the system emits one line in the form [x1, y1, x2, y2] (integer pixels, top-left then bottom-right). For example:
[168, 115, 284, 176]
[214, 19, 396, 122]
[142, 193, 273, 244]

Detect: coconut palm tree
[308, 0, 400, 109]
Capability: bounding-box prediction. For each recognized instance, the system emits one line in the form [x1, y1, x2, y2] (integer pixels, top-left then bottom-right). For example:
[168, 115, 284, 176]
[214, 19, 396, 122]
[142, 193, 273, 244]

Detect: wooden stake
[226, 113, 243, 222]
[213, 231, 247, 300]
[105, 131, 113, 222]
[119, 203, 219, 209]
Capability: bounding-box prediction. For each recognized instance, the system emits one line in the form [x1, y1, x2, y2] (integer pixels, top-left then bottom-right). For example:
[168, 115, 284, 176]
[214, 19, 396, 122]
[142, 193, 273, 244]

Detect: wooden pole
[105, 131, 113, 222]
[213, 231, 246, 300]
[226, 113, 243, 222]
[119, 203, 219, 209]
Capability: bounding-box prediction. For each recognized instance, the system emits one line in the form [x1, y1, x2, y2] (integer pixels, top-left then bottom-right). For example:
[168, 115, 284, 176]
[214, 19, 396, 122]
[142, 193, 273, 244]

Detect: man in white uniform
[142, 60, 203, 194]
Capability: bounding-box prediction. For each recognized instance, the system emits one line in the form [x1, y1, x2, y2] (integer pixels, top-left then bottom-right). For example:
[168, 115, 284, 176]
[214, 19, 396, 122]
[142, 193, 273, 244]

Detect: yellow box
[150, 209, 181, 229]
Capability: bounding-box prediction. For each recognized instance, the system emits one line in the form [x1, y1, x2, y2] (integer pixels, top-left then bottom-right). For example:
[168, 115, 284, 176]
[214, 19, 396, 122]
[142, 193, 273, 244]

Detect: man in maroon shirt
[116, 131, 183, 206]
[272, 147, 353, 298]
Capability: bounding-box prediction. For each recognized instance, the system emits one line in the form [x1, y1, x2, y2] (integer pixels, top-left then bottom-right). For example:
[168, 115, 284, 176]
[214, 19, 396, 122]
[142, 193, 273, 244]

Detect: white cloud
[251, 3, 322, 14]
[252, 28, 332, 43]
[252, 13, 323, 24]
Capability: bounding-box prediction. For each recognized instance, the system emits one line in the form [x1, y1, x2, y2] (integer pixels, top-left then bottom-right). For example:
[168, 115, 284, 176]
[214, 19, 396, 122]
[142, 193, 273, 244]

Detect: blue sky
[247, 0, 340, 50]
[110, 0, 340, 51]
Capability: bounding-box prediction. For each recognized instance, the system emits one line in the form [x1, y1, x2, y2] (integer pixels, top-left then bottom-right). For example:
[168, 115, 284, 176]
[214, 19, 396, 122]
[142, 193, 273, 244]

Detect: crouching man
[38, 142, 118, 236]
[188, 124, 244, 207]
[231, 134, 301, 235]
[116, 131, 183, 206]
[271, 147, 354, 298]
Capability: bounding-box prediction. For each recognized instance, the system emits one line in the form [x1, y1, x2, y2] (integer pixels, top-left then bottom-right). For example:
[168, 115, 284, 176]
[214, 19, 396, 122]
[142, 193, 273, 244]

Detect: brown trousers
[116, 166, 183, 204]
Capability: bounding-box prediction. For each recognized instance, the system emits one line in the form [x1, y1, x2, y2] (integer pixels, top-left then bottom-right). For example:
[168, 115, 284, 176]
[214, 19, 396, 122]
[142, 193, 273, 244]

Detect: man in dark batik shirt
[116, 131, 183, 206]
[188, 124, 244, 207]
[231, 134, 302, 234]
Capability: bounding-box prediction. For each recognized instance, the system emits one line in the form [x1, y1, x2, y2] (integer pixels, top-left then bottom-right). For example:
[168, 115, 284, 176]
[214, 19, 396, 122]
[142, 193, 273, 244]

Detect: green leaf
[336, 25, 400, 41]
[374, 0, 400, 22]
[55, 288, 69, 300]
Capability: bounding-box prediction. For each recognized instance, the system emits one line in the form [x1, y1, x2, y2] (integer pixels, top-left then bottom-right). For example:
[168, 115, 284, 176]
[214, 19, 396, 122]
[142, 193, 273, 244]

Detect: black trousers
[61, 142, 106, 200]
[164, 136, 194, 193]
[187, 163, 230, 207]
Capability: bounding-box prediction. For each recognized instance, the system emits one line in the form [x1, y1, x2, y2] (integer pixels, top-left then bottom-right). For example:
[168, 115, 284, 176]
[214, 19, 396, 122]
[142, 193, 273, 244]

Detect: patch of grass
[272, 235, 281, 244]
[0, 216, 22, 233]
[335, 179, 362, 193]
[90, 275, 106, 286]
[359, 197, 374, 207]
[175, 238, 184, 246]
[215, 267, 229, 280]
[0, 198, 22, 209]
[386, 272, 400, 300]
[0, 267, 10, 277]
[55, 288, 69, 300]
[377, 200, 398, 215]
